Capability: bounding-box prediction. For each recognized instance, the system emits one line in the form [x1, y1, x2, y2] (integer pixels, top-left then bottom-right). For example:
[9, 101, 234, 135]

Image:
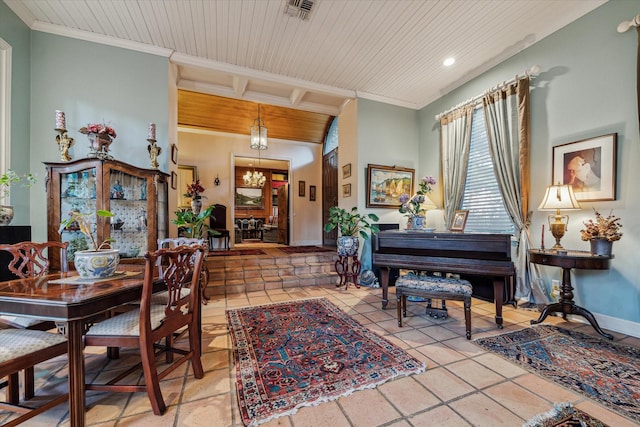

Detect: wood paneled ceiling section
[178, 91, 333, 144]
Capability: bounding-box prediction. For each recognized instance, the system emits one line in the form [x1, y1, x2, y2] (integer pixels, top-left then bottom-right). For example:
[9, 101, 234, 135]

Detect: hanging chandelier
[250, 104, 268, 150]
[243, 168, 266, 187]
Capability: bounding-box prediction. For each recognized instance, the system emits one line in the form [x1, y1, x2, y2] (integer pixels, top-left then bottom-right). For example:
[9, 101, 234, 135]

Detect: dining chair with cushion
[0, 328, 68, 425]
[84, 245, 206, 415]
[0, 241, 69, 403]
[157, 237, 209, 303]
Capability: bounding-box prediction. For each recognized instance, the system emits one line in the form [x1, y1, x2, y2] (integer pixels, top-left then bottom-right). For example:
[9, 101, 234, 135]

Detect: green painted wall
[418, 0, 640, 325]
[28, 32, 170, 241]
[0, 1, 32, 222]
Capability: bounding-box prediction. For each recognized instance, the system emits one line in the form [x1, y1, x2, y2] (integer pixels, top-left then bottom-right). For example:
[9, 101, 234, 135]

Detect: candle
[541, 224, 545, 249]
[55, 110, 66, 130]
[148, 123, 156, 140]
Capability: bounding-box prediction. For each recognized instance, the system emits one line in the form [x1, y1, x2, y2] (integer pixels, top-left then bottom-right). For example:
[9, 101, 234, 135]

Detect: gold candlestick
[55, 128, 74, 162]
[147, 138, 161, 169]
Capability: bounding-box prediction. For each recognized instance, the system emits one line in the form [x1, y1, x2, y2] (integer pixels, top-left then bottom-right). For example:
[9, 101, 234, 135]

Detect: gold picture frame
[343, 183, 351, 197]
[366, 164, 414, 208]
[342, 163, 352, 179]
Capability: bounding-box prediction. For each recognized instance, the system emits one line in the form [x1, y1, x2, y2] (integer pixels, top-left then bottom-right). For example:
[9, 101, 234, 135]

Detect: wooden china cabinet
[45, 158, 169, 270]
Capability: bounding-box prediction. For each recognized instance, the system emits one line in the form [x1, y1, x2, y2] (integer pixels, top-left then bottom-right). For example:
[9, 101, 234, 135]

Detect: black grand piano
[372, 230, 515, 328]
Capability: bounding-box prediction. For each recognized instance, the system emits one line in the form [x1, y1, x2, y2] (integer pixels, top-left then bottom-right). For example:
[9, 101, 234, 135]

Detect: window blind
[461, 109, 514, 234]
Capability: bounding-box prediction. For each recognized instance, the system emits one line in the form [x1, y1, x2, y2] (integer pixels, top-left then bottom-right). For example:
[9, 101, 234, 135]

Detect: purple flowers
[398, 175, 436, 218]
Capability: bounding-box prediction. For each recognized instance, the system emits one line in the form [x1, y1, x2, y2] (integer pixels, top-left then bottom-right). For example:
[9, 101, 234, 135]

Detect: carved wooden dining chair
[0, 241, 69, 403]
[157, 237, 209, 303]
[0, 329, 68, 425]
[84, 245, 206, 415]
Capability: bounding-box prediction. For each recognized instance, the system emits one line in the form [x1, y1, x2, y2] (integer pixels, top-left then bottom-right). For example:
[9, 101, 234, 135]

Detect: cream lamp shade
[538, 184, 581, 250]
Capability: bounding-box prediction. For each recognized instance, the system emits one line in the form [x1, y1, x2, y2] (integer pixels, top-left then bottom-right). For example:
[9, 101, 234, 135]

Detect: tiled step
[204, 249, 341, 296]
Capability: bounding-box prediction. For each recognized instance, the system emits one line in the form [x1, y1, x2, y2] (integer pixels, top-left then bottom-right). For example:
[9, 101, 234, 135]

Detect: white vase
[0, 205, 14, 226]
[74, 249, 120, 279]
[191, 198, 202, 215]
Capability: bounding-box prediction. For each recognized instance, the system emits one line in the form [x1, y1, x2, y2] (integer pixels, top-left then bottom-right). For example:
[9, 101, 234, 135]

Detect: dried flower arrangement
[580, 209, 623, 242]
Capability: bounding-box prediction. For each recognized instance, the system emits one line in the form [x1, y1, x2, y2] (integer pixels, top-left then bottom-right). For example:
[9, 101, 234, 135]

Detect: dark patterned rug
[475, 325, 640, 423]
[524, 402, 607, 427]
[226, 297, 425, 426]
[208, 248, 266, 256]
[277, 245, 334, 254]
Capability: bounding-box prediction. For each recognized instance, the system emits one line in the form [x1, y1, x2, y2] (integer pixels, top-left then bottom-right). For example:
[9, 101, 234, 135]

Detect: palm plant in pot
[324, 206, 379, 256]
[59, 209, 119, 278]
[0, 170, 37, 226]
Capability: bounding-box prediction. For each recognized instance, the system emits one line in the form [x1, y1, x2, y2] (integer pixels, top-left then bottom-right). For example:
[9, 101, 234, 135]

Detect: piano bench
[395, 274, 472, 339]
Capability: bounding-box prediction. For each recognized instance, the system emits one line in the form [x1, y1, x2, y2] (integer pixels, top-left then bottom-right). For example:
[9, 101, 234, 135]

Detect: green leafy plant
[0, 169, 37, 199]
[324, 206, 379, 239]
[59, 209, 115, 251]
[172, 204, 218, 238]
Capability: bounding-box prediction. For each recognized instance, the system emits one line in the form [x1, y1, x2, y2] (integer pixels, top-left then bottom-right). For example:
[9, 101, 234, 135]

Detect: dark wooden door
[277, 184, 289, 244]
[323, 148, 338, 246]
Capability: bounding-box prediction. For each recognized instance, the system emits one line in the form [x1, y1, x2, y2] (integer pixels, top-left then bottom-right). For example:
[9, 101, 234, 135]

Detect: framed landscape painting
[235, 187, 264, 209]
[366, 164, 414, 208]
[552, 133, 616, 202]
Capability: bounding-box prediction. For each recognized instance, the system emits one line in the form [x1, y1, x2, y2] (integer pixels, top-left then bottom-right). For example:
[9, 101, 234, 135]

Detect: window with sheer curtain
[460, 108, 514, 234]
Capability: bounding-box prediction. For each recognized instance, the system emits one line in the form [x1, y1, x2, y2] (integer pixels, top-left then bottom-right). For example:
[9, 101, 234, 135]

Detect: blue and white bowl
[74, 249, 120, 279]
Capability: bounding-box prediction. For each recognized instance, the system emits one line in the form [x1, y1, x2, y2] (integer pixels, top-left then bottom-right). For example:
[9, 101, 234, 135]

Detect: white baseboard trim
[563, 311, 640, 338]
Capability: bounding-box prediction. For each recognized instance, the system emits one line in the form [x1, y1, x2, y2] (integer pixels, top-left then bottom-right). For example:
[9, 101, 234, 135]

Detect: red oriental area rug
[475, 325, 640, 423]
[226, 298, 425, 426]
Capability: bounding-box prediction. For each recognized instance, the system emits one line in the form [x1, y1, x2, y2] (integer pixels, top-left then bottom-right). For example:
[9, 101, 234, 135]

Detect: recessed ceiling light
[443, 57, 455, 67]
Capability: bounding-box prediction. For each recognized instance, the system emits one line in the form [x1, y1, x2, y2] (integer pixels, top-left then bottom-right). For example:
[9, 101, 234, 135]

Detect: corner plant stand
[335, 254, 361, 290]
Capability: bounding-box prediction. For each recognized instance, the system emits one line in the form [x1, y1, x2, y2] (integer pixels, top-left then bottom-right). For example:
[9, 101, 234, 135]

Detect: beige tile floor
[3, 283, 640, 427]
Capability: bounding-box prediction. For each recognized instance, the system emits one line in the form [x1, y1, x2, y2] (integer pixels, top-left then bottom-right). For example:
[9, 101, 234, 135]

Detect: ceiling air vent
[285, 0, 316, 20]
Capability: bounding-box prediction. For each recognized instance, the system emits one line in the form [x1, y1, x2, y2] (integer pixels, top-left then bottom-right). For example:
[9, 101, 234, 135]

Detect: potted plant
[172, 204, 217, 239]
[324, 206, 379, 256]
[579, 209, 622, 256]
[59, 209, 119, 278]
[0, 170, 37, 226]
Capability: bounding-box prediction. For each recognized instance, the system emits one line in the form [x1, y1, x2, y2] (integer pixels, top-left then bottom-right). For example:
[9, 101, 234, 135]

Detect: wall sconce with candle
[214, 175, 221, 186]
[538, 183, 581, 250]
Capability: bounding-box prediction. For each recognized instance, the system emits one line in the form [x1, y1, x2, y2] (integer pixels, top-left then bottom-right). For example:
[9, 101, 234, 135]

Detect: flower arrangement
[59, 209, 115, 251]
[184, 179, 206, 200]
[398, 175, 436, 218]
[580, 209, 623, 242]
[0, 169, 37, 199]
[79, 123, 117, 139]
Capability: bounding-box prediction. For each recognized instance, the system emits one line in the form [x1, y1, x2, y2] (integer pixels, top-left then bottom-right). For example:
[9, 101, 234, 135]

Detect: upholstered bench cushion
[396, 274, 472, 296]
[0, 329, 66, 362]
[0, 314, 47, 329]
[86, 305, 166, 337]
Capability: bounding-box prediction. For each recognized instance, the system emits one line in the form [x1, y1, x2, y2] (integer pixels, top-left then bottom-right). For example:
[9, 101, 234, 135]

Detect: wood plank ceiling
[6, 0, 607, 143]
[178, 90, 333, 144]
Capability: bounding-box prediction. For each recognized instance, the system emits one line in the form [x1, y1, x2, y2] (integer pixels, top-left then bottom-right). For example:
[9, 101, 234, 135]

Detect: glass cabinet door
[59, 167, 98, 260]
[107, 170, 149, 259]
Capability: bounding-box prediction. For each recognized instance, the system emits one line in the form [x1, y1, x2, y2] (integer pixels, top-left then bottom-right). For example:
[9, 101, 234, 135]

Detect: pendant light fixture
[250, 104, 268, 151]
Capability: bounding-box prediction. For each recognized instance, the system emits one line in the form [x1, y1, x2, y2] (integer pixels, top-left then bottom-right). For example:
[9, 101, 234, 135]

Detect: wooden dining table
[0, 270, 157, 427]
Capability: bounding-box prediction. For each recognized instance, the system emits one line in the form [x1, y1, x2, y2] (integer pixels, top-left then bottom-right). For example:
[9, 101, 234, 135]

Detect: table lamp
[538, 184, 581, 250]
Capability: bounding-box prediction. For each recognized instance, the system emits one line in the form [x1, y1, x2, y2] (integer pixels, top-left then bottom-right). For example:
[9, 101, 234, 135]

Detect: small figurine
[137, 208, 147, 231]
[111, 180, 124, 199]
[148, 141, 161, 169]
[140, 181, 147, 200]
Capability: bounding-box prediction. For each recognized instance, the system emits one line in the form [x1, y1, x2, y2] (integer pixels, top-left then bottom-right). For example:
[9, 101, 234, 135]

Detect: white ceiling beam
[289, 89, 306, 107]
[233, 76, 248, 97]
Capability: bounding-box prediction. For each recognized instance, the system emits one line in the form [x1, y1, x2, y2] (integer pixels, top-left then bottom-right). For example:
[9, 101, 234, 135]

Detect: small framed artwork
[309, 185, 316, 201]
[170, 171, 177, 190]
[342, 163, 352, 179]
[552, 133, 617, 202]
[450, 210, 469, 232]
[171, 144, 178, 164]
[366, 164, 415, 208]
[299, 181, 306, 197]
[343, 183, 351, 198]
